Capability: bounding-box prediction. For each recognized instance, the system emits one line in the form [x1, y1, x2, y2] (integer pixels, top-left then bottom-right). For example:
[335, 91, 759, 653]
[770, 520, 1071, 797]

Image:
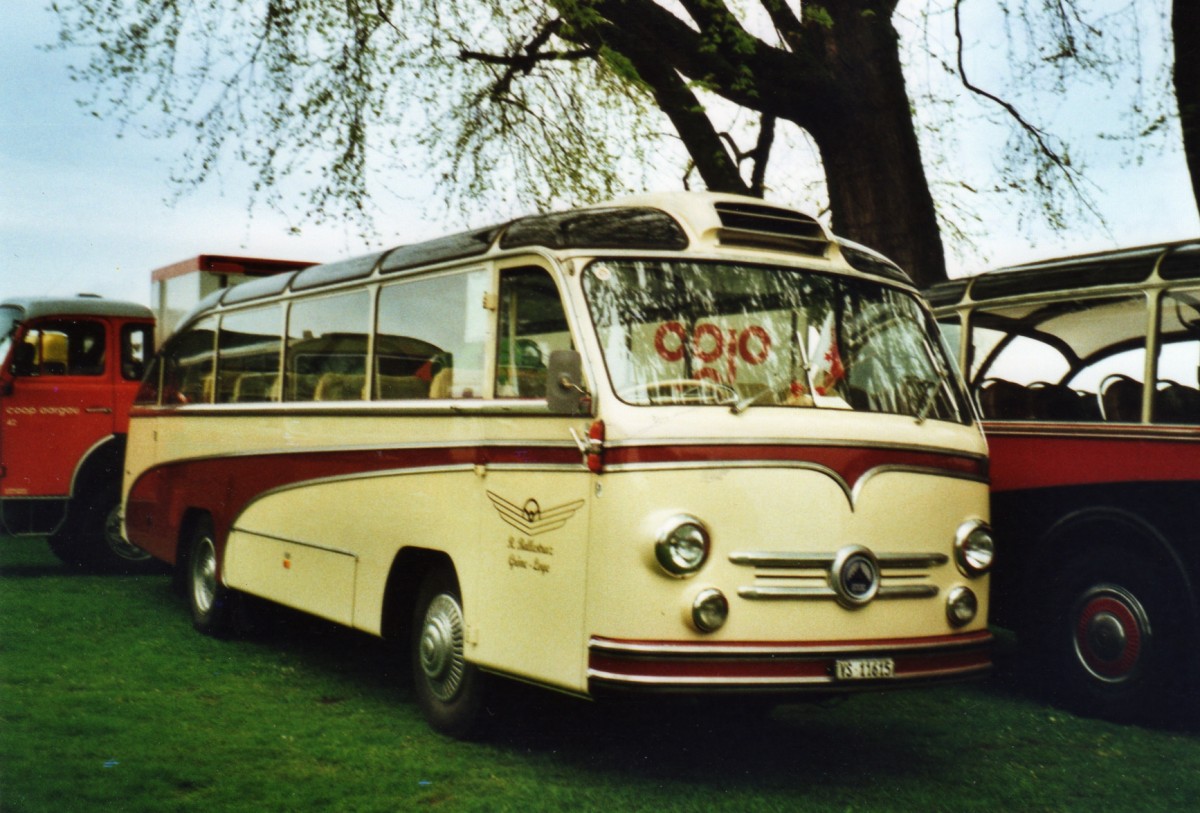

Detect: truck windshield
[582, 260, 968, 423]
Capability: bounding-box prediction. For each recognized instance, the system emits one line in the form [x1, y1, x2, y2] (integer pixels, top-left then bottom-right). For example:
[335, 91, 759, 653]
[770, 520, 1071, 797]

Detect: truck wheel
[100, 503, 156, 570]
[187, 518, 235, 636]
[411, 568, 486, 737]
[1041, 548, 1190, 722]
[48, 489, 155, 573]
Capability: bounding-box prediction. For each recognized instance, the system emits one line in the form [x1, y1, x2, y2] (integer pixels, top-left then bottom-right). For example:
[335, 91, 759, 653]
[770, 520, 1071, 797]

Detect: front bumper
[587, 630, 992, 693]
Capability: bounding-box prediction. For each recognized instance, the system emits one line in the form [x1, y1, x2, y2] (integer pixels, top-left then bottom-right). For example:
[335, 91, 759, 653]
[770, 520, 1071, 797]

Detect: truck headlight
[954, 520, 994, 577]
[655, 515, 710, 577]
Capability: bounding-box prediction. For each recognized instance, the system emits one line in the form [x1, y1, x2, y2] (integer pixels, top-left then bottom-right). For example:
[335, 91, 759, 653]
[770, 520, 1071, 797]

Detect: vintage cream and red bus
[0, 256, 311, 570]
[123, 192, 994, 735]
[927, 240, 1200, 722]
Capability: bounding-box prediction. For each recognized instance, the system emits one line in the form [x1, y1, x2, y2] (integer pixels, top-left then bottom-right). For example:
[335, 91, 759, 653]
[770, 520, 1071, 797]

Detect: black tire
[411, 567, 486, 737]
[1039, 546, 1193, 722]
[187, 518, 236, 637]
[48, 488, 156, 574]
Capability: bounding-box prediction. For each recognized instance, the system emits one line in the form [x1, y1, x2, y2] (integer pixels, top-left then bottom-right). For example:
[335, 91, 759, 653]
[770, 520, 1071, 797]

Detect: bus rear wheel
[187, 519, 235, 636]
[1041, 547, 1191, 722]
[411, 568, 486, 737]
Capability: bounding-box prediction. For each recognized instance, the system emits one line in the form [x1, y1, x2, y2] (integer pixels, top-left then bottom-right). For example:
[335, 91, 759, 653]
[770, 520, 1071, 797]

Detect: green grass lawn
[2, 535, 1197, 812]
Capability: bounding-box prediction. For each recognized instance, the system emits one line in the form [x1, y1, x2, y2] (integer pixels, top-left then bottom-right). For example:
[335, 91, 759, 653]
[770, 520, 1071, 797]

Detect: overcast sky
[2, 1, 1198, 310]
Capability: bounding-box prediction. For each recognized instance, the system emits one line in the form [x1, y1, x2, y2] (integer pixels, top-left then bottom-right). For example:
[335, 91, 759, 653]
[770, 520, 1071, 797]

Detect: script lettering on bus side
[507, 535, 553, 575]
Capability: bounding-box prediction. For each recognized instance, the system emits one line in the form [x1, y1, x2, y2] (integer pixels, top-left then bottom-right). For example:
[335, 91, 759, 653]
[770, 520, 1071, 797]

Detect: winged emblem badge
[486, 491, 585, 536]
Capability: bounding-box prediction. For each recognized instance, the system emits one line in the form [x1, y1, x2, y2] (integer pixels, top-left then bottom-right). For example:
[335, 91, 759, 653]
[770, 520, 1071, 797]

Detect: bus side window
[1156, 289, 1200, 424]
[218, 306, 283, 403]
[376, 270, 489, 400]
[286, 290, 370, 402]
[496, 268, 571, 399]
[160, 316, 217, 404]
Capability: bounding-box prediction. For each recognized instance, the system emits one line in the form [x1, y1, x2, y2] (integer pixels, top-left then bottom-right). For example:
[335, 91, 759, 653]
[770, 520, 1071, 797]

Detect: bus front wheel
[411, 568, 486, 737]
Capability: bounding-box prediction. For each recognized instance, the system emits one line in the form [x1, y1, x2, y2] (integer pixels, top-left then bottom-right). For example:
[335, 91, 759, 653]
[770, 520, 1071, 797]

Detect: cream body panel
[224, 529, 358, 626]
[468, 467, 592, 692]
[227, 469, 481, 636]
[586, 467, 989, 642]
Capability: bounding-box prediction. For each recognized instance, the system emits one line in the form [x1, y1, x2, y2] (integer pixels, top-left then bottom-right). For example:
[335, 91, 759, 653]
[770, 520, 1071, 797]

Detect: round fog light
[655, 515, 711, 577]
[946, 586, 978, 627]
[692, 588, 729, 633]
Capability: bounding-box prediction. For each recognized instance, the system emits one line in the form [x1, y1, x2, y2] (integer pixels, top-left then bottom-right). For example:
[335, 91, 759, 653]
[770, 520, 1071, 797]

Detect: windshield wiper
[730, 388, 771, 415]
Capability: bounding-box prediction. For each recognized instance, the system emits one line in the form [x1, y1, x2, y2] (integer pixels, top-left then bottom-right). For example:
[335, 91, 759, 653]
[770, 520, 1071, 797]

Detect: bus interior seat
[233, 373, 280, 403]
[314, 372, 366, 401]
[428, 367, 453, 399]
[1028, 382, 1099, 421]
[974, 378, 1031, 420]
[1155, 381, 1200, 424]
[1100, 375, 1143, 422]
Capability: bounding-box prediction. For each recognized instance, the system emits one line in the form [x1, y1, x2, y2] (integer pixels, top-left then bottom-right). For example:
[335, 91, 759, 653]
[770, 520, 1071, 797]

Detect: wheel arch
[68, 434, 124, 503]
[380, 547, 457, 644]
[1032, 505, 1200, 628]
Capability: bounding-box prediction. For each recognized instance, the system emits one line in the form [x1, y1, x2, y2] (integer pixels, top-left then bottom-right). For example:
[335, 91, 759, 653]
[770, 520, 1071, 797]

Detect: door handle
[85, 407, 113, 414]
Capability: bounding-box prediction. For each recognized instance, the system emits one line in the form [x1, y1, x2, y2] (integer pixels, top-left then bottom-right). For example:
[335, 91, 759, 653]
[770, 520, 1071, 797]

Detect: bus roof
[926, 239, 1200, 308]
[180, 192, 912, 323]
[0, 295, 154, 321]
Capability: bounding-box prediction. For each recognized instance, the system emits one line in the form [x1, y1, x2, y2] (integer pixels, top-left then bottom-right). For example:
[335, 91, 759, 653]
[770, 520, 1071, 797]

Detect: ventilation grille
[713, 202, 829, 255]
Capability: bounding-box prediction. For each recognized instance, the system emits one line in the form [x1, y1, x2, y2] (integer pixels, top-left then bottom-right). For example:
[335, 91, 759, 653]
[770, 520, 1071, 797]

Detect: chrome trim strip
[136, 438, 579, 464]
[588, 632, 992, 656]
[602, 437, 986, 460]
[228, 527, 359, 559]
[729, 551, 948, 569]
[136, 399, 558, 418]
[587, 663, 991, 687]
[737, 584, 938, 600]
[240, 463, 474, 504]
[981, 421, 1200, 441]
[607, 459, 986, 508]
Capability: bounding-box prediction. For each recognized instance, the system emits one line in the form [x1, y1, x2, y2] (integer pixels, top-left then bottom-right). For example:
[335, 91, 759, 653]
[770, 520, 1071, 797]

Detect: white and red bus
[0, 255, 311, 570]
[928, 240, 1200, 722]
[123, 192, 994, 735]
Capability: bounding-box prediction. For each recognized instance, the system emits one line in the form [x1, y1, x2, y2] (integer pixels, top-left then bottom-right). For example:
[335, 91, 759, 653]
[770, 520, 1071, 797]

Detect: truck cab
[0, 295, 154, 569]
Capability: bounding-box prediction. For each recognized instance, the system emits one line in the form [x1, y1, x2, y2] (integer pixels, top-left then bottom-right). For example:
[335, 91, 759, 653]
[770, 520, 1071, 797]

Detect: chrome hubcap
[1073, 584, 1150, 683]
[192, 537, 217, 615]
[419, 594, 465, 701]
[105, 506, 151, 562]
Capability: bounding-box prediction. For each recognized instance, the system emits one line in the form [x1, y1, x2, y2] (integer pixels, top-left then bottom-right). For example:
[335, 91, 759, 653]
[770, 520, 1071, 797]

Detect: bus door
[1, 318, 115, 500]
[471, 264, 593, 692]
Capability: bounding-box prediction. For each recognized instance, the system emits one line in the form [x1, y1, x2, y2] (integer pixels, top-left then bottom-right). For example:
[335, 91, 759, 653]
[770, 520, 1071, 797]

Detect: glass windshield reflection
[582, 260, 967, 423]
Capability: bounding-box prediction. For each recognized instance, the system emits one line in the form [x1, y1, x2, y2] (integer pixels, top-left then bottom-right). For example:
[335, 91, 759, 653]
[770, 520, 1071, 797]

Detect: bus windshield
[583, 260, 967, 422]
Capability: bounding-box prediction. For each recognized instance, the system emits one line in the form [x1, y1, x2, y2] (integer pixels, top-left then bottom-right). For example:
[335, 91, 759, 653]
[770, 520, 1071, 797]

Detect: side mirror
[546, 350, 591, 415]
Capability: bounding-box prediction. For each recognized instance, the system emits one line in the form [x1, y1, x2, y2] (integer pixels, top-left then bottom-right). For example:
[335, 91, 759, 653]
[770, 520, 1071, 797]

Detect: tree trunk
[802, 7, 946, 289]
[1174, 0, 1200, 219]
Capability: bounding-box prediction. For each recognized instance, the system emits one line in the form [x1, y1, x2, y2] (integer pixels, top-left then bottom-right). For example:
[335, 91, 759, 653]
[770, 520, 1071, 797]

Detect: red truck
[0, 255, 312, 570]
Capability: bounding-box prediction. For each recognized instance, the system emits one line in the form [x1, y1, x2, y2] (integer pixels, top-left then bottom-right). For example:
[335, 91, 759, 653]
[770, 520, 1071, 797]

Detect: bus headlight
[954, 520, 995, 577]
[691, 588, 729, 633]
[655, 515, 710, 577]
[946, 586, 978, 627]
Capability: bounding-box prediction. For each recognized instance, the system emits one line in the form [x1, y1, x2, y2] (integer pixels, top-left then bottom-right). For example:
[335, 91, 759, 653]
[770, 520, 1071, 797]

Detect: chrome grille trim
[730, 549, 947, 602]
[738, 584, 939, 600]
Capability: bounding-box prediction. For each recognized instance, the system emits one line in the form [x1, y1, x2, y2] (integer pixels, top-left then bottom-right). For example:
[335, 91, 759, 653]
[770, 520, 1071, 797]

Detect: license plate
[834, 658, 895, 680]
